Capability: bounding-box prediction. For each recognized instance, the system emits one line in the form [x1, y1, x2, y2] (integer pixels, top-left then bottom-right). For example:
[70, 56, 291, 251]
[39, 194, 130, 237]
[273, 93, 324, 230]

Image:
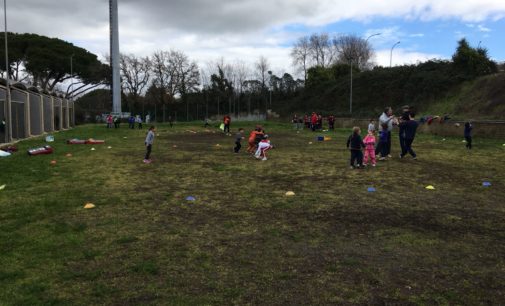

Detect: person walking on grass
[346, 126, 365, 169]
[464, 121, 473, 149]
[234, 128, 245, 153]
[399, 113, 419, 160]
[143, 126, 156, 164]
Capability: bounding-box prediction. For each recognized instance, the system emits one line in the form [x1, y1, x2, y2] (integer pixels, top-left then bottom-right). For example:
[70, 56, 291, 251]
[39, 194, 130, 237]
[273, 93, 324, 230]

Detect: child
[255, 135, 272, 161]
[378, 123, 389, 160]
[464, 121, 473, 149]
[234, 128, 245, 153]
[363, 130, 376, 167]
[399, 113, 419, 159]
[247, 126, 264, 153]
[136, 115, 143, 129]
[368, 118, 375, 133]
[143, 126, 155, 164]
[128, 115, 135, 129]
[346, 127, 365, 168]
[328, 115, 335, 130]
[223, 115, 231, 134]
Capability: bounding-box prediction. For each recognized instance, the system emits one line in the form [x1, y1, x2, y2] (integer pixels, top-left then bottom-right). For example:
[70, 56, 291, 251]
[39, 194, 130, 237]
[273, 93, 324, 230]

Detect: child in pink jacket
[363, 130, 376, 167]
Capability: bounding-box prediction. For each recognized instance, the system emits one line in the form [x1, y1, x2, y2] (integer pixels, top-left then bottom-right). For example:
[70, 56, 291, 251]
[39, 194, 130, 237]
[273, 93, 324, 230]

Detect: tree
[333, 34, 375, 70]
[120, 54, 151, 114]
[452, 38, 497, 80]
[291, 36, 311, 83]
[0, 33, 109, 97]
[309, 33, 335, 68]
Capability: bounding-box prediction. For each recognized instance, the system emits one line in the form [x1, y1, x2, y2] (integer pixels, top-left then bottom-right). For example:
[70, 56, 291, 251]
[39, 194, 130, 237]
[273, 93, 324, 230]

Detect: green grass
[1, 122, 505, 305]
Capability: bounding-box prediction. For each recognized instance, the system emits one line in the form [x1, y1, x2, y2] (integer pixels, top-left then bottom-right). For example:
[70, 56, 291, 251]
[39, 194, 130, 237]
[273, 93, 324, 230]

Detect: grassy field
[1, 122, 504, 305]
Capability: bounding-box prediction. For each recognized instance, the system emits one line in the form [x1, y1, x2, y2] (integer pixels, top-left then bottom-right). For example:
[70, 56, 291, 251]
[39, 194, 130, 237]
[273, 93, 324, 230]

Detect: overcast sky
[6, 0, 505, 77]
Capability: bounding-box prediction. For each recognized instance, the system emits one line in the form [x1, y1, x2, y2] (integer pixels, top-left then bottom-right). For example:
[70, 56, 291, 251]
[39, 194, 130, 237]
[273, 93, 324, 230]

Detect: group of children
[301, 113, 336, 131]
[239, 125, 272, 161]
[347, 107, 420, 169]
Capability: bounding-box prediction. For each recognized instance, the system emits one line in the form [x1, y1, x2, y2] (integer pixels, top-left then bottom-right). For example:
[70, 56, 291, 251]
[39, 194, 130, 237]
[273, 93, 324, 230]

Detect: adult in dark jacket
[399, 113, 419, 159]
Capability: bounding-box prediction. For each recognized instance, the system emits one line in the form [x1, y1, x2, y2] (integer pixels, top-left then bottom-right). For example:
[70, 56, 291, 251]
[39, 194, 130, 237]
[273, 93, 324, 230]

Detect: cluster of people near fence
[291, 113, 336, 131]
[105, 114, 151, 130]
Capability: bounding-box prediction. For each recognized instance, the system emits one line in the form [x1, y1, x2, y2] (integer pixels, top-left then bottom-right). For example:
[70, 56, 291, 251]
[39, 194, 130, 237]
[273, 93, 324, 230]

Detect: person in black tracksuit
[399, 113, 418, 159]
[346, 126, 365, 168]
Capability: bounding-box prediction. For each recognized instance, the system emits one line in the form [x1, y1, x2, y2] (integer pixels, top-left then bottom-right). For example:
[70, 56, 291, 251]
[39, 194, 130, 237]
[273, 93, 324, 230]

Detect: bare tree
[120, 54, 151, 114]
[291, 36, 311, 83]
[309, 33, 334, 68]
[150, 50, 178, 121]
[333, 34, 375, 69]
[255, 55, 270, 90]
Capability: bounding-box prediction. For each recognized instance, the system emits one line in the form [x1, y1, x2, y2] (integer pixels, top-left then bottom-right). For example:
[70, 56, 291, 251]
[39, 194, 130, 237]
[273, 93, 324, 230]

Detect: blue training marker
[482, 182, 492, 187]
[367, 187, 376, 192]
[185, 196, 196, 201]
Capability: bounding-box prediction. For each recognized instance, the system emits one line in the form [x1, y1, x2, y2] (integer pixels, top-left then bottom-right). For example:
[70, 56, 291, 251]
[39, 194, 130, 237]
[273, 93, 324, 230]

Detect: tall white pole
[3, 0, 11, 142]
[110, 0, 121, 114]
[390, 41, 400, 68]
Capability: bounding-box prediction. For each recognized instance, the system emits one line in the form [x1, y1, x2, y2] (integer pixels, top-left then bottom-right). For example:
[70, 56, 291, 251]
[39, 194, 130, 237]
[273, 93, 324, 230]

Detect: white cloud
[4, 0, 505, 74]
[477, 24, 492, 32]
[375, 49, 444, 67]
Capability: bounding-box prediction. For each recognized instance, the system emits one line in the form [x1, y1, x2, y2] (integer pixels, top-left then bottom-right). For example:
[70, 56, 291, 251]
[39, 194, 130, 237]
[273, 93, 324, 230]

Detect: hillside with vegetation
[273, 39, 503, 120]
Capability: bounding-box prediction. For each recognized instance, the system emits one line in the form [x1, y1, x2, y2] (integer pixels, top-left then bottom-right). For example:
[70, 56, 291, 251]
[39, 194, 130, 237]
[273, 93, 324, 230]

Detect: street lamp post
[268, 70, 272, 108]
[390, 41, 400, 67]
[3, 0, 12, 143]
[349, 58, 353, 114]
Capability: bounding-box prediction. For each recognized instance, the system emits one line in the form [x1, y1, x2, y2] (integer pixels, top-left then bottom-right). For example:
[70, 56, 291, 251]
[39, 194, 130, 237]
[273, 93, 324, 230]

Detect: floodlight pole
[110, 0, 121, 114]
[3, 0, 11, 142]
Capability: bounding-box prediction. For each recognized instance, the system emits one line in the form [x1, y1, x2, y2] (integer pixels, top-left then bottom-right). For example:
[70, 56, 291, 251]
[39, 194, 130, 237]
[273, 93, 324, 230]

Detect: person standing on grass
[398, 105, 411, 155]
[310, 112, 318, 131]
[464, 121, 473, 150]
[128, 115, 135, 129]
[223, 115, 231, 134]
[106, 114, 113, 129]
[368, 118, 376, 133]
[234, 128, 245, 153]
[378, 123, 390, 160]
[136, 115, 143, 129]
[363, 130, 377, 167]
[399, 113, 419, 159]
[143, 126, 156, 164]
[376, 107, 395, 159]
[346, 126, 365, 169]
[328, 114, 335, 130]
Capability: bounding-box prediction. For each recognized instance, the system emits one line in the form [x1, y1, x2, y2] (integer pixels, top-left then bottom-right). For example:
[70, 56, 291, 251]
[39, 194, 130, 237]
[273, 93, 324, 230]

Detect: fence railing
[1, 81, 75, 144]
